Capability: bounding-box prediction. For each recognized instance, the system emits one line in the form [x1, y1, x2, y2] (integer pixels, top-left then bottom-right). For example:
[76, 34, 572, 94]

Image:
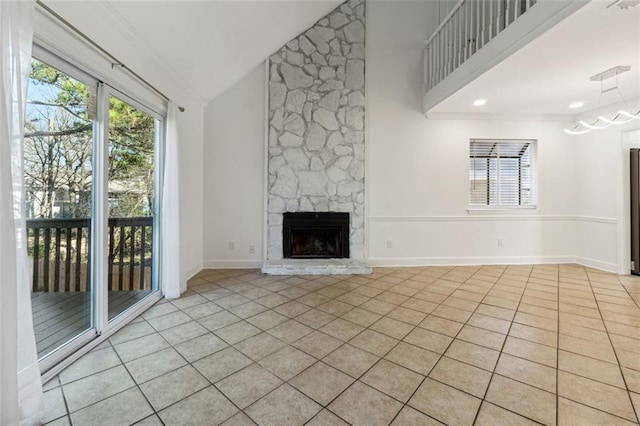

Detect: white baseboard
[574, 256, 618, 273]
[185, 263, 203, 280]
[202, 259, 264, 269]
[367, 255, 576, 268]
[368, 255, 620, 274]
[199, 256, 618, 274]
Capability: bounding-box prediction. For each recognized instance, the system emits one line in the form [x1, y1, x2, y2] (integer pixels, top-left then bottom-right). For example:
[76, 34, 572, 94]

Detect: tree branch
[27, 100, 85, 121]
[25, 124, 92, 138]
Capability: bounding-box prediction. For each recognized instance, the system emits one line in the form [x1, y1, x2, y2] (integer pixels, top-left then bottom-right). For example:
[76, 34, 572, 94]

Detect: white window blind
[469, 139, 536, 207]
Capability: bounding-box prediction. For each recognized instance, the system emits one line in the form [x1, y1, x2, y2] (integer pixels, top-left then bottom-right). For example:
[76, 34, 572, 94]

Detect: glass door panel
[25, 58, 95, 359]
[107, 95, 157, 320]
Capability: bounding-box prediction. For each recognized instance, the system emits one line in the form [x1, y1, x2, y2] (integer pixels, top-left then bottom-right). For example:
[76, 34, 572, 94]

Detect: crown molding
[425, 111, 574, 122]
[427, 97, 640, 123]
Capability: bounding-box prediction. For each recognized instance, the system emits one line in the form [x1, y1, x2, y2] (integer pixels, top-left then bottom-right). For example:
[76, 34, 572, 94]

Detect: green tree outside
[25, 58, 155, 220]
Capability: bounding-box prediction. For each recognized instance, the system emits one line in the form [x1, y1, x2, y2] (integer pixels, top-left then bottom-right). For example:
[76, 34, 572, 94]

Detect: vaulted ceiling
[45, 0, 639, 117]
[45, 1, 342, 106]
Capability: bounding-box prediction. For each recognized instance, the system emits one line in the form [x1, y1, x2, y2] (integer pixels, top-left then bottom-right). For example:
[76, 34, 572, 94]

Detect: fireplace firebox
[283, 212, 349, 259]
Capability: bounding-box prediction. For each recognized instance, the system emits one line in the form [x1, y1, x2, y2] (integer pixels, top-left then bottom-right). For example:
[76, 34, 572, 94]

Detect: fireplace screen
[283, 212, 349, 259]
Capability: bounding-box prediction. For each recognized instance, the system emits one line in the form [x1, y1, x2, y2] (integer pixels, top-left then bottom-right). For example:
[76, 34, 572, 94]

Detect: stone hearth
[261, 258, 372, 275]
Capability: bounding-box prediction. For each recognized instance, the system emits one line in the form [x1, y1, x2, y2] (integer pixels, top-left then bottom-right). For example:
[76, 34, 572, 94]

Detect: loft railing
[424, 0, 538, 93]
[27, 216, 153, 293]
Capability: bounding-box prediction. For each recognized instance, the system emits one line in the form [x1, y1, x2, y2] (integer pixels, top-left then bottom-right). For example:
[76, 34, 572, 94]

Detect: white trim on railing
[425, 0, 466, 46]
[424, 0, 538, 93]
[423, 1, 590, 114]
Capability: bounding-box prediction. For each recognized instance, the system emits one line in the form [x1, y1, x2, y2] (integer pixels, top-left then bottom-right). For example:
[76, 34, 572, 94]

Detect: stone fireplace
[263, 0, 370, 274]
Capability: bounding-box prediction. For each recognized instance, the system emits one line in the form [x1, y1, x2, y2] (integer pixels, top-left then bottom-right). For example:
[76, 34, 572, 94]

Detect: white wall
[572, 126, 620, 271]
[176, 101, 205, 279]
[200, 0, 627, 273]
[365, 1, 584, 267]
[620, 128, 640, 273]
[571, 125, 640, 273]
[366, 116, 579, 266]
[202, 64, 266, 268]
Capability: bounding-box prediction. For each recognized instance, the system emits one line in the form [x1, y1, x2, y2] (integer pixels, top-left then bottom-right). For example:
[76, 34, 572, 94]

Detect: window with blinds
[469, 139, 536, 207]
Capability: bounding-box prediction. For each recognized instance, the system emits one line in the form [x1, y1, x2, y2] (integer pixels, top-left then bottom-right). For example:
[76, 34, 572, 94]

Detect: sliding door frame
[99, 84, 165, 333]
[33, 45, 165, 375]
[32, 47, 100, 373]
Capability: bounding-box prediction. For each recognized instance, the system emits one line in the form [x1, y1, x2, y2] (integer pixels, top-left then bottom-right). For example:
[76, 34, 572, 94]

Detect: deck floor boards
[32, 290, 153, 358]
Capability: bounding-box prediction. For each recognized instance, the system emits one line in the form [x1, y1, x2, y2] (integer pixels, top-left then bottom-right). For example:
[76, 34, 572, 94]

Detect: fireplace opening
[283, 212, 349, 259]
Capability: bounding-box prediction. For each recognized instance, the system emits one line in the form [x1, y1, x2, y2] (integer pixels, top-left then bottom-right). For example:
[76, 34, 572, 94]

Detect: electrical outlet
[497, 238, 503, 248]
[249, 244, 255, 254]
[228, 241, 235, 250]
[386, 239, 393, 249]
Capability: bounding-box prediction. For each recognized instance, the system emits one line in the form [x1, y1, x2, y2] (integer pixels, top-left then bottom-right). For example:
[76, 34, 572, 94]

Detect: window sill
[466, 206, 540, 215]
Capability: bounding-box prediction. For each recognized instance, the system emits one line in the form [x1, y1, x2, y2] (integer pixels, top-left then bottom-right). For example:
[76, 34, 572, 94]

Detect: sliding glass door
[106, 93, 159, 320]
[25, 51, 163, 368]
[25, 58, 96, 360]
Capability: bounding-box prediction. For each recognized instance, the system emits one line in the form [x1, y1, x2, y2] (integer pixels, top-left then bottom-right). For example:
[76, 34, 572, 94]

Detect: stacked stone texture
[267, 0, 365, 260]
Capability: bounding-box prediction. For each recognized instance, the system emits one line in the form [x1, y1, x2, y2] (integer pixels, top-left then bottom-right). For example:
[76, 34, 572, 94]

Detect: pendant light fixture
[564, 65, 640, 135]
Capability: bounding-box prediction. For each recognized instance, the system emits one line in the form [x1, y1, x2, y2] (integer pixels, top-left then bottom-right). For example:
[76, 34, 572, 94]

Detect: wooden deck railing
[424, 0, 538, 93]
[27, 217, 153, 293]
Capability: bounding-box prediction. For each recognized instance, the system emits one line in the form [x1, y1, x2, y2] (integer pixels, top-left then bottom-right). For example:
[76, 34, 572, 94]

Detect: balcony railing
[424, 0, 538, 93]
[27, 216, 153, 293]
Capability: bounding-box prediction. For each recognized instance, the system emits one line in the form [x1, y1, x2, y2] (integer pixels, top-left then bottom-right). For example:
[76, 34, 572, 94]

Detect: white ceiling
[430, 0, 640, 117]
[44, 0, 639, 114]
[46, 0, 342, 106]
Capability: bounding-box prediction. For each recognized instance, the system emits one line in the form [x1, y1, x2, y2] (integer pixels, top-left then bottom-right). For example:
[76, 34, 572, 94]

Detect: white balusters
[424, 0, 537, 93]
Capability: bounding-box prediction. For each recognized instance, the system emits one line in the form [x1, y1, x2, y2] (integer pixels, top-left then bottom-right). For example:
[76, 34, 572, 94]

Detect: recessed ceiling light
[569, 102, 584, 109]
[473, 99, 487, 107]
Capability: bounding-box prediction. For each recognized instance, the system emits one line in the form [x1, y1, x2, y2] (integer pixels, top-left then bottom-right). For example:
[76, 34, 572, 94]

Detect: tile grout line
[556, 265, 561, 426]
[316, 266, 455, 423]
[248, 268, 588, 424]
[381, 267, 555, 425]
[366, 266, 528, 424]
[279, 268, 407, 422]
[56, 351, 141, 420]
[556, 270, 633, 421]
[470, 264, 536, 426]
[584, 270, 640, 425]
[184, 266, 632, 422]
[170, 270, 295, 425]
[212, 269, 395, 424]
[398, 267, 493, 426]
[110, 326, 177, 424]
[355, 266, 457, 425]
[600, 272, 640, 311]
[122, 303, 245, 425]
[44, 266, 640, 426]
[286, 266, 450, 424]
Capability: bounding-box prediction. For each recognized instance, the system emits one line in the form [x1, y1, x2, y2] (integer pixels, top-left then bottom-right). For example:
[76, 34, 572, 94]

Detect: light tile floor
[43, 264, 640, 425]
